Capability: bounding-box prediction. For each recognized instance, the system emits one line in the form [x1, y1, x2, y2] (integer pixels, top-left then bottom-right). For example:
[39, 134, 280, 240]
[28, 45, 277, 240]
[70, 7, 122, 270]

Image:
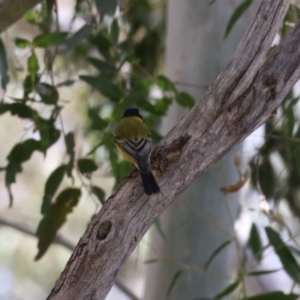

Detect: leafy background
[1, 0, 300, 299]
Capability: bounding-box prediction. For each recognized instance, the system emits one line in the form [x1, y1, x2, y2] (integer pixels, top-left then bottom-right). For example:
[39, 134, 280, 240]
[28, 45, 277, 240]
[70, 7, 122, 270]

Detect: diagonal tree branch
[0, 216, 140, 300]
[0, 0, 41, 34]
[47, 1, 296, 299]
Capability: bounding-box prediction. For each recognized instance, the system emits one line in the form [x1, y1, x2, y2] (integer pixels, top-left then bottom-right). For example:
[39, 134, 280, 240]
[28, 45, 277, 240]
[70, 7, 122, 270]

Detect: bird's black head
[122, 108, 142, 119]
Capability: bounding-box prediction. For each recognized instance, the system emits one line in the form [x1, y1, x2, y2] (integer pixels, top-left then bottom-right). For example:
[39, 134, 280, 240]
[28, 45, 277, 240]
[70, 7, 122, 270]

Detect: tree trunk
[0, 0, 42, 33]
[46, 1, 296, 299]
[144, 1, 259, 299]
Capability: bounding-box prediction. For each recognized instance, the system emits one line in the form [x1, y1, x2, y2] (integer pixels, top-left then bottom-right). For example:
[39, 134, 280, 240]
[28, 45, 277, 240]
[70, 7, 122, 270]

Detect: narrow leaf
[0, 38, 9, 90]
[0, 103, 35, 119]
[15, 37, 31, 48]
[224, 0, 253, 38]
[215, 280, 240, 299]
[242, 291, 299, 300]
[176, 92, 195, 109]
[36, 188, 81, 260]
[80, 75, 122, 102]
[265, 226, 300, 283]
[247, 223, 262, 260]
[110, 19, 119, 44]
[204, 240, 231, 270]
[65, 132, 75, 177]
[77, 158, 98, 175]
[88, 57, 116, 75]
[91, 185, 106, 205]
[155, 219, 167, 241]
[41, 165, 66, 214]
[5, 139, 40, 206]
[36, 83, 59, 104]
[247, 269, 281, 276]
[58, 24, 93, 53]
[166, 270, 184, 298]
[33, 32, 68, 47]
[156, 75, 176, 91]
[95, 0, 117, 15]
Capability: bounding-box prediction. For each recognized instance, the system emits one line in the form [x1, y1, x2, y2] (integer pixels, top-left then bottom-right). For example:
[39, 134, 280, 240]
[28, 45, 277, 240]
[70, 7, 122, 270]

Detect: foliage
[1, 0, 300, 299]
[0, 0, 195, 261]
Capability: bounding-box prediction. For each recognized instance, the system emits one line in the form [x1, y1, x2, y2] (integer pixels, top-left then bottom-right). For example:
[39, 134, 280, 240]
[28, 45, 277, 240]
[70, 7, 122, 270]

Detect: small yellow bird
[113, 108, 160, 195]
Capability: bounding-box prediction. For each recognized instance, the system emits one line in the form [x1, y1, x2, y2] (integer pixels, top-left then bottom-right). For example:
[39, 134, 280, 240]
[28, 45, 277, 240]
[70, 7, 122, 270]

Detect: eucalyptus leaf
[36, 188, 81, 260]
[265, 226, 300, 283]
[224, 0, 253, 38]
[41, 165, 66, 214]
[0, 38, 9, 90]
[166, 270, 184, 298]
[80, 75, 122, 102]
[33, 32, 68, 47]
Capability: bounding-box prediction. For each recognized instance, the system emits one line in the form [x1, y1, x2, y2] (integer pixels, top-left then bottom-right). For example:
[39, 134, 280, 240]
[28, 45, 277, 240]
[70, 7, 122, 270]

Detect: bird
[113, 108, 160, 195]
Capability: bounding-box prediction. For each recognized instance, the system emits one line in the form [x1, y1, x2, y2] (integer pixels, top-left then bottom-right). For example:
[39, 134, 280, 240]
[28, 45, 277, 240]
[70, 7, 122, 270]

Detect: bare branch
[0, 216, 74, 251]
[0, 0, 41, 34]
[47, 1, 296, 299]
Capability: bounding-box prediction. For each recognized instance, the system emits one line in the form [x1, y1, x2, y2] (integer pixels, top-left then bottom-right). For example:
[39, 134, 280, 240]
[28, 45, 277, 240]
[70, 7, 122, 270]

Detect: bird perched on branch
[113, 108, 160, 195]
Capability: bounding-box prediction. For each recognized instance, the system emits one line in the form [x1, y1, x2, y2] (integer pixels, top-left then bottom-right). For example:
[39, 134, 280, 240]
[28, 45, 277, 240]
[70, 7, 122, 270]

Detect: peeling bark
[47, 1, 295, 299]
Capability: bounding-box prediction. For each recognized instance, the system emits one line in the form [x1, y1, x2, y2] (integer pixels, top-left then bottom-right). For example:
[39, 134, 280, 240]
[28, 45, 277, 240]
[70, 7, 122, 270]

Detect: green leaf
[154, 97, 172, 115]
[247, 223, 262, 260]
[155, 219, 167, 241]
[0, 103, 35, 119]
[80, 75, 122, 102]
[14, 37, 31, 48]
[242, 291, 299, 300]
[247, 269, 281, 276]
[58, 24, 93, 53]
[0, 38, 9, 90]
[155, 75, 176, 91]
[265, 226, 300, 283]
[215, 280, 240, 299]
[95, 0, 117, 15]
[91, 186, 106, 205]
[33, 32, 68, 47]
[7, 139, 40, 164]
[144, 259, 159, 264]
[91, 32, 112, 60]
[65, 132, 75, 177]
[204, 240, 231, 270]
[24, 52, 39, 98]
[224, 0, 253, 38]
[77, 158, 98, 175]
[41, 165, 66, 214]
[28, 52, 39, 74]
[176, 92, 195, 108]
[166, 270, 184, 298]
[88, 57, 116, 75]
[35, 83, 59, 104]
[110, 19, 119, 44]
[23, 74, 39, 98]
[35, 117, 60, 153]
[5, 139, 40, 206]
[88, 108, 109, 130]
[35, 188, 81, 260]
[25, 9, 38, 24]
[56, 79, 75, 87]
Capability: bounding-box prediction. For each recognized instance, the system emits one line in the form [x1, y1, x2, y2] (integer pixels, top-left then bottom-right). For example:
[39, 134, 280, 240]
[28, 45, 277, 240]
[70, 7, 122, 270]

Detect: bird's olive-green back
[114, 116, 150, 139]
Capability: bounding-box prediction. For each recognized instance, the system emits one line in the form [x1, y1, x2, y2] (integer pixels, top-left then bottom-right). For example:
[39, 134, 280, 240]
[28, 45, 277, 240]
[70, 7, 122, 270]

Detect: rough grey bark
[144, 1, 259, 299]
[0, 0, 41, 33]
[47, 1, 295, 299]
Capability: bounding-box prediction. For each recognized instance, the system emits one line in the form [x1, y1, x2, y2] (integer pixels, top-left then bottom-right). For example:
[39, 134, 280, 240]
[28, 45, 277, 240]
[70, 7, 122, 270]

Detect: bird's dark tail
[140, 170, 160, 195]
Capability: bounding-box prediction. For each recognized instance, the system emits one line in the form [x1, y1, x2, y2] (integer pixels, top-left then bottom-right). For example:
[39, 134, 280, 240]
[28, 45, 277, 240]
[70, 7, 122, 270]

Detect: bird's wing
[114, 136, 152, 166]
